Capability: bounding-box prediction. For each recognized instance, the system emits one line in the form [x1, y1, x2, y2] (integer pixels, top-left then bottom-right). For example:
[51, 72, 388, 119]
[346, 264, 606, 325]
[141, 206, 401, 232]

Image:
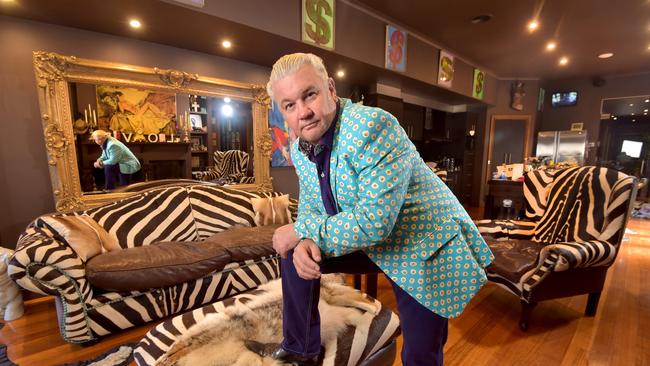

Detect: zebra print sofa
[8, 185, 296, 344]
[475, 167, 637, 330]
[192, 150, 251, 184]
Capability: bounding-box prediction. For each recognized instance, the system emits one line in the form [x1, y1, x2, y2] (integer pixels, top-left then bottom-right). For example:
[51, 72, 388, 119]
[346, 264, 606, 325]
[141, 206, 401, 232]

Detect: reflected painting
[269, 101, 293, 167]
[96, 85, 177, 136]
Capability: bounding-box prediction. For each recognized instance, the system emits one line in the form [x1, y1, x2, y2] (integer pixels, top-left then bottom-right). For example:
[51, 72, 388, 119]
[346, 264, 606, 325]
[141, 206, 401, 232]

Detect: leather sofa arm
[8, 226, 92, 304]
[474, 219, 536, 240]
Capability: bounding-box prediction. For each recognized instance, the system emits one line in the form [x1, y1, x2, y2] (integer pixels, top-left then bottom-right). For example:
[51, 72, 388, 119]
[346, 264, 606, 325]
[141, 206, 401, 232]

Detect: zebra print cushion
[133, 278, 400, 366]
[9, 185, 295, 343]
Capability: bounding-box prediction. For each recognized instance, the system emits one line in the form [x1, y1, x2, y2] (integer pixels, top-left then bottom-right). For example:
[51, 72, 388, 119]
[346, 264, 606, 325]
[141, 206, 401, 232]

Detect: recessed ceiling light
[222, 40, 232, 48]
[559, 57, 569, 65]
[471, 14, 493, 24]
[224, 97, 231, 103]
[613, 116, 618, 120]
[644, 109, 649, 112]
[129, 19, 142, 29]
[633, 119, 636, 122]
[630, 103, 634, 107]
[527, 20, 539, 32]
[631, 112, 635, 115]
[645, 99, 649, 103]
[546, 42, 557, 51]
[336, 70, 345, 78]
[598, 52, 614, 59]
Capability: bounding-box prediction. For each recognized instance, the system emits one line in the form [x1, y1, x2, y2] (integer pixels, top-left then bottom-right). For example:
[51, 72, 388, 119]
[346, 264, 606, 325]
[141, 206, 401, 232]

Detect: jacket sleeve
[293, 110, 415, 257]
[100, 143, 124, 166]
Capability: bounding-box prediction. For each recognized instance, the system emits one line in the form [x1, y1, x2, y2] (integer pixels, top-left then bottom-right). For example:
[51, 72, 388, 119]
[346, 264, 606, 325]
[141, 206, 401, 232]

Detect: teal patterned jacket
[292, 98, 493, 318]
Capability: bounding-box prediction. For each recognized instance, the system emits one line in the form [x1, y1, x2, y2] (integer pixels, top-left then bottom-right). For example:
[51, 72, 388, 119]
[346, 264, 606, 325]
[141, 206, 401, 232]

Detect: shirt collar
[298, 100, 340, 157]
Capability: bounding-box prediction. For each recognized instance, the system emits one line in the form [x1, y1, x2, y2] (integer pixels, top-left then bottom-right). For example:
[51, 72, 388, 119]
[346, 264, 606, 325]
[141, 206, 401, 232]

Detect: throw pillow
[250, 195, 293, 226]
[40, 215, 121, 262]
[204, 224, 280, 262]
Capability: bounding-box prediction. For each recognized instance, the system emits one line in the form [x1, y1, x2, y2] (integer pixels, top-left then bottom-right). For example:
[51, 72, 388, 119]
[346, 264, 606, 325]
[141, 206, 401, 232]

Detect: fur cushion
[155, 275, 400, 366]
[40, 214, 120, 261]
[250, 195, 293, 226]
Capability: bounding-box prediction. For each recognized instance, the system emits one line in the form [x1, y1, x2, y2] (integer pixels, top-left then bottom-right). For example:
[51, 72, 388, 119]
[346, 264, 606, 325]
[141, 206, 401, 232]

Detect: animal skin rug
[157, 274, 381, 366]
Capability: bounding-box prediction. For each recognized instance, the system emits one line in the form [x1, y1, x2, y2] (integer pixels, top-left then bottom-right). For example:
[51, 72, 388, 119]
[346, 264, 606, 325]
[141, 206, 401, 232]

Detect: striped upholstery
[476, 167, 637, 303]
[8, 185, 296, 344]
[134, 278, 401, 366]
[194, 150, 250, 183]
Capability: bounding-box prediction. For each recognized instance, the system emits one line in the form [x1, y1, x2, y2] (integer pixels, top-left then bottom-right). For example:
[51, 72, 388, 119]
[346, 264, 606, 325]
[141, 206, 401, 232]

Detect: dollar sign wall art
[473, 68, 485, 99]
[385, 25, 407, 72]
[438, 50, 454, 88]
[302, 0, 335, 50]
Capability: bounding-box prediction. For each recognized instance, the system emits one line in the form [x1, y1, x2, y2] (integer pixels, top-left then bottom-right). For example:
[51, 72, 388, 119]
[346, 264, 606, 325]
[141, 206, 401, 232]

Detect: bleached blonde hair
[266, 53, 329, 102]
[91, 130, 111, 140]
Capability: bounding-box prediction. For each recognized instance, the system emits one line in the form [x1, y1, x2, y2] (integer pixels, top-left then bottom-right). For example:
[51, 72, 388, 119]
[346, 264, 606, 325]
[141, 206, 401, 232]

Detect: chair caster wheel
[519, 320, 528, 331]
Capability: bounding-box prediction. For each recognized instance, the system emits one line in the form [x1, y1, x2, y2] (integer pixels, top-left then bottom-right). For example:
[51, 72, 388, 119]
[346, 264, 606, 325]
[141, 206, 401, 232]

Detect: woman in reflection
[92, 130, 141, 190]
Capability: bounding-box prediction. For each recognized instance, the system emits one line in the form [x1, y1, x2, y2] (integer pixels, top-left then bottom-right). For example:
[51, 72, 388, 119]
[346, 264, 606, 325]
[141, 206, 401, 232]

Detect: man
[92, 130, 141, 190]
[263, 53, 493, 366]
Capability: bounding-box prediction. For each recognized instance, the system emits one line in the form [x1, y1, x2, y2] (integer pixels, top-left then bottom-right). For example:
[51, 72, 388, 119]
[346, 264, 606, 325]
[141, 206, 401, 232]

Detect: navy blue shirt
[298, 103, 340, 216]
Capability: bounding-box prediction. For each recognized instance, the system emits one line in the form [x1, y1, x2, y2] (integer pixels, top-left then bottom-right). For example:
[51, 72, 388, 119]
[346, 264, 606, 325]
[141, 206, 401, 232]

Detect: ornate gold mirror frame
[32, 51, 273, 212]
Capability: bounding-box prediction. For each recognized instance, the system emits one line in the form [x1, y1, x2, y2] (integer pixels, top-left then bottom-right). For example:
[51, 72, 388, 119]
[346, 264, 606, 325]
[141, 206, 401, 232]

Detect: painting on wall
[269, 101, 293, 167]
[472, 68, 485, 99]
[96, 85, 176, 136]
[438, 50, 454, 88]
[385, 25, 407, 72]
[302, 0, 335, 50]
[510, 81, 525, 111]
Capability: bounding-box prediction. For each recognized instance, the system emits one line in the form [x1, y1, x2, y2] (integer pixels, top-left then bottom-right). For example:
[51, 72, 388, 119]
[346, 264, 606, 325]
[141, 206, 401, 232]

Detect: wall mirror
[33, 51, 273, 212]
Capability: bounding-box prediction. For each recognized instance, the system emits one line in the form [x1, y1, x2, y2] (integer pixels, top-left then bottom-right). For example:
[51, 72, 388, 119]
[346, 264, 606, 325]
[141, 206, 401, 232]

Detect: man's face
[271, 65, 338, 144]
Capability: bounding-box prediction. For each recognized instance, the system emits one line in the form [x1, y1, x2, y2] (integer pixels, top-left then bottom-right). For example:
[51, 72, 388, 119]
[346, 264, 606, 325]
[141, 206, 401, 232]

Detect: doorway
[486, 115, 532, 181]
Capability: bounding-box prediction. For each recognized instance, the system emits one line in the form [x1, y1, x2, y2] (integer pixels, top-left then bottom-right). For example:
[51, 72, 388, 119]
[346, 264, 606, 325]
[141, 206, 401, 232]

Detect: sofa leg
[519, 300, 536, 331]
[585, 292, 601, 317]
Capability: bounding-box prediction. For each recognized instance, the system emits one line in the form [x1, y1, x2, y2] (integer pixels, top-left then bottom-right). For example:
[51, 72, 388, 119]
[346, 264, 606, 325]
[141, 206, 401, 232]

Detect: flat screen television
[551, 91, 578, 107]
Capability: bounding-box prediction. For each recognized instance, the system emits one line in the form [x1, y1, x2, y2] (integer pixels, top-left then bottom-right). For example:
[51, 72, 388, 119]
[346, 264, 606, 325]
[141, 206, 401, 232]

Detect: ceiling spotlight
[645, 99, 649, 103]
[559, 57, 569, 65]
[336, 70, 345, 78]
[631, 113, 635, 115]
[224, 97, 231, 103]
[633, 119, 636, 122]
[471, 14, 493, 24]
[222, 40, 232, 48]
[546, 42, 557, 51]
[630, 103, 634, 107]
[613, 116, 618, 120]
[129, 19, 142, 29]
[645, 109, 649, 112]
[598, 52, 614, 59]
[527, 20, 539, 32]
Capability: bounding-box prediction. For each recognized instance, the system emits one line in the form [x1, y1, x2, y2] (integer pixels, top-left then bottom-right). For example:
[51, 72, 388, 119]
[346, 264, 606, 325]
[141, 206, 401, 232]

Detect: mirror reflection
[70, 82, 255, 193]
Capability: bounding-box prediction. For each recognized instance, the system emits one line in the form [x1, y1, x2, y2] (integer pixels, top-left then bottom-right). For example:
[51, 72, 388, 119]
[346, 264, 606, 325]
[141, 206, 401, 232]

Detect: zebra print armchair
[475, 167, 637, 330]
[193, 150, 250, 184]
[8, 185, 296, 344]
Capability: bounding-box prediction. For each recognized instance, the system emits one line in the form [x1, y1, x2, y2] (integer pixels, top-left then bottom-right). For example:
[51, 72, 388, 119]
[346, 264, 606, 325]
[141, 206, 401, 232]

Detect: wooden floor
[1, 218, 648, 366]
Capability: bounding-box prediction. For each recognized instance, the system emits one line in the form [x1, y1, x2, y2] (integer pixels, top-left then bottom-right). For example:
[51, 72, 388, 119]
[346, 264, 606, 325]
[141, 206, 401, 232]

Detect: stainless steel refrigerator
[536, 130, 587, 165]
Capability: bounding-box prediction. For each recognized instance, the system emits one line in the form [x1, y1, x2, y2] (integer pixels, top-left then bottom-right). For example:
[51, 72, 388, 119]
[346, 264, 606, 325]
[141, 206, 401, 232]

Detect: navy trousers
[103, 164, 134, 190]
[281, 250, 448, 366]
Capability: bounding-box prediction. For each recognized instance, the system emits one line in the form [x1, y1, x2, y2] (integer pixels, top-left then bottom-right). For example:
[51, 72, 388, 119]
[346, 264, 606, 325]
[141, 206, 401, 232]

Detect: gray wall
[540, 73, 650, 163]
[0, 16, 297, 247]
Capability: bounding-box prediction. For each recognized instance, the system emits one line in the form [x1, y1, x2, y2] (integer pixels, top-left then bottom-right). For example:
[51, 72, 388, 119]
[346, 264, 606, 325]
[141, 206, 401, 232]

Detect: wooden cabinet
[484, 180, 525, 219]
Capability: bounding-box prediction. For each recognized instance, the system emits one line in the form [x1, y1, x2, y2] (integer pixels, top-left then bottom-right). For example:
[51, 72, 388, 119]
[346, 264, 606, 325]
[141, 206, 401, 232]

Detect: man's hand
[272, 223, 300, 259]
[93, 160, 101, 168]
[293, 239, 322, 280]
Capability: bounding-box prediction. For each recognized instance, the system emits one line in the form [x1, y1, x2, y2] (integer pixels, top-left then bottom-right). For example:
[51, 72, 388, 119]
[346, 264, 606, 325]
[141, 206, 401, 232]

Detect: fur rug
[157, 275, 381, 366]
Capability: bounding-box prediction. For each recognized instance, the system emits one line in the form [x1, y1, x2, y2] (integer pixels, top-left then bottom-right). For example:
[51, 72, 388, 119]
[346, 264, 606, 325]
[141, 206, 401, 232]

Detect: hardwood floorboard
[0, 218, 647, 366]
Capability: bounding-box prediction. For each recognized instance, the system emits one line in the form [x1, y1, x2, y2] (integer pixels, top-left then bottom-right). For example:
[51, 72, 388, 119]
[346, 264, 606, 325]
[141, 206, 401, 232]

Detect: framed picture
[189, 113, 203, 130]
[385, 25, 407, 72]
[96, 85, 176, 134]
[301, 0, 335, 50]
[190, 136, 201, 150]
[269, 101, 293, 167]
[472, 68, 485, 99]
[438, 50, 454, 88]
[570, 122, 583, 131]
